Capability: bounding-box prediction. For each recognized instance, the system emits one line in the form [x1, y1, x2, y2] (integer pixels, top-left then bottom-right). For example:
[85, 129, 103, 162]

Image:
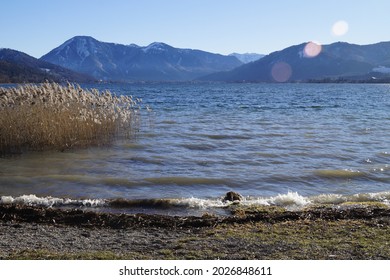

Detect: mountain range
[2, 36, 390, 83]
[201, 41, 390, 82]
[40, 36, 243, 82]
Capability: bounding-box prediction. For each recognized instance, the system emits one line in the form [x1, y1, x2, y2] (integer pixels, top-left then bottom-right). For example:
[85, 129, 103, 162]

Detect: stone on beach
[223, 191, 243, 202]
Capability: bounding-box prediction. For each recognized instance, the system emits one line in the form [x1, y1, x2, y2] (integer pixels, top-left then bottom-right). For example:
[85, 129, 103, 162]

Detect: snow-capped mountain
[41, 36, 243, 81]
[229, 53, 264, 64]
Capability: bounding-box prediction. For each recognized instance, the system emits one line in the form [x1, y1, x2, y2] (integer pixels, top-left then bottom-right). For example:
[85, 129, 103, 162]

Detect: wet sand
[1, 204, 390, 259]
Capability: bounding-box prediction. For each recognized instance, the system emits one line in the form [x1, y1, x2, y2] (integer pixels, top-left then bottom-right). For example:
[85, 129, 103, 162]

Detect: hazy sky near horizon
[2, 0, 389, 58]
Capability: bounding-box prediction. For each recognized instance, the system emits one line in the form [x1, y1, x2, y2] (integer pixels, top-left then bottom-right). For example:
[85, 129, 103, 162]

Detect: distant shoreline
[2, 78, 390, 85]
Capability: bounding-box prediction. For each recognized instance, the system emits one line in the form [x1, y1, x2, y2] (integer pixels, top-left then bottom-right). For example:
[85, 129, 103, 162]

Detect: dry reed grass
[0, 82, 140, 155]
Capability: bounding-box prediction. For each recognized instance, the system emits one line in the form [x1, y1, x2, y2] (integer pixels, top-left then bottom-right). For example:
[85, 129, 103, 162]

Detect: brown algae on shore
[0, 82, 140, 155]
[1, 203, 390, 259]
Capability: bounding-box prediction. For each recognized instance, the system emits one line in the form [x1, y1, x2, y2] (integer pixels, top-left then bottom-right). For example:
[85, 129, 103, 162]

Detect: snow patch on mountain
[373, 66, 390, 74]
[143, 42, 168, 53]
[75, 38, 91, 59]
[229, 53, 264, 63]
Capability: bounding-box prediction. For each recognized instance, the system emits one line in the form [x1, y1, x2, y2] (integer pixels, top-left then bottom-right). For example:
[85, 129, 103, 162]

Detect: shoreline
[1, 204, 390, 260]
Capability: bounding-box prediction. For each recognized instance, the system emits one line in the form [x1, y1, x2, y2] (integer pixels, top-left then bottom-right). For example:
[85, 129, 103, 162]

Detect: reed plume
[0, 82, 140, 155]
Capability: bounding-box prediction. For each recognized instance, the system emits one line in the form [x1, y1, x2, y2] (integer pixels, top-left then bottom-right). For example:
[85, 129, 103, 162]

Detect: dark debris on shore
[1, 204, 390, 229]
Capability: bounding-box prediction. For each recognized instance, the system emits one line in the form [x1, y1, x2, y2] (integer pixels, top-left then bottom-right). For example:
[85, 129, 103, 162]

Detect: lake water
[1, 83, 390, 215]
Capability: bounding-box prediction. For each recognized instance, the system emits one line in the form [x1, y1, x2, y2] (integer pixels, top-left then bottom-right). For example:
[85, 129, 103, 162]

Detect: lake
[1, 83, 390, 215]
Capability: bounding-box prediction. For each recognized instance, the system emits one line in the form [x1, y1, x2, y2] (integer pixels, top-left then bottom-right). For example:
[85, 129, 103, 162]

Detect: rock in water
[223, 191, 243, 202]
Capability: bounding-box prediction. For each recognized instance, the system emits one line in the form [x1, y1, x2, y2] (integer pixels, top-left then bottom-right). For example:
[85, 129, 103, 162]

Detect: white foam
[268, 191, 310, 208]
[311, 191, 390, 206]
[2, 191, 390, 212]
[218, 190, 390, 210]
[311, 193, 346, 204]
[172, 192, 311, 210]
[0, 196, 15, 204]
[0, 194, 106, 208]
[351, 191, 390, 204]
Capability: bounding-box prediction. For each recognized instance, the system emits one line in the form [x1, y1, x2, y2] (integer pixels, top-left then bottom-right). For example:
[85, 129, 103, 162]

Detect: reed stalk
[0, 82, 140, 155]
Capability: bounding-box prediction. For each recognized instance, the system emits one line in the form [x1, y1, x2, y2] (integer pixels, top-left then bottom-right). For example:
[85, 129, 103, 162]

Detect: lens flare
[271, 62, 292, 82]
[304, 41, 322, 58]
[332, 20, 349, 36]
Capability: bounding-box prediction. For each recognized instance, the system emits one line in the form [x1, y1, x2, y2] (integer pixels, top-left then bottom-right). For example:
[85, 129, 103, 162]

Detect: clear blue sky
[2, 0, 390, 58]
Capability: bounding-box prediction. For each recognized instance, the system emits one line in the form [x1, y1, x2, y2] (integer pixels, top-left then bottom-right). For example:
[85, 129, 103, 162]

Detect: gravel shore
[1, 204, 390, 259]
[0, 221, 196, 259]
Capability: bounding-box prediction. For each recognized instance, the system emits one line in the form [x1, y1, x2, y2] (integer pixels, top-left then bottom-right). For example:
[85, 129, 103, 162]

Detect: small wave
[109, 198, 179, 209]
[39, 174, 99, 184]
[311, 193, 346, 204]
[181, 143, 217, 151]
[253, 152, 279, 158]
[128, 156, 164, 165]
[314, 169, 367, 179]
[0, 176, 34, 185]
[311, 192, 390, 205]
[202, 134, 252, 140]
[0, 194, 106, 208]
[160, 120, 177, 124]
[240, 191, 390, 210]
[101, 178, 141, 187]
[121, 143, 147, 150]
[269, 192, 310, 207]
[108, 197, 226, 209]
[144, 177, 231, 186]
[0, 195, 227, 211]
[1, 191, 389, 214]
[239, 191, 310, 210]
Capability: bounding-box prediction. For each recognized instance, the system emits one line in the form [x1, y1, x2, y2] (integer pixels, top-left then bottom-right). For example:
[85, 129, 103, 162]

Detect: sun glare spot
[304, 41, 322, 58]
[332, 20, 349, 36]
[271, 62, 292, 82]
